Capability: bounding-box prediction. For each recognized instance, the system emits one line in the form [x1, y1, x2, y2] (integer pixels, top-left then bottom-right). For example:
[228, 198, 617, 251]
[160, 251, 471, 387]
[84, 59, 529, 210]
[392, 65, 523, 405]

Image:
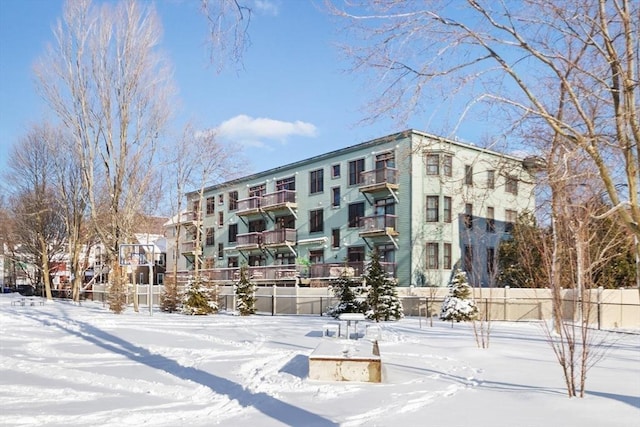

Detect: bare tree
[160, 125, 244, 311]
[329, 0, 639, 247]
[5, 124, 66, 300]
[201, 0, 252, 72]
[35, 0, 174, 312]
[47, 126, 90, 303]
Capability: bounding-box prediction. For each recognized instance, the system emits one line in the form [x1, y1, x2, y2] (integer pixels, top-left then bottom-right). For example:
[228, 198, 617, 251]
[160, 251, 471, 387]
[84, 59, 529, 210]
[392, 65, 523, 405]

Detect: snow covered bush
[181, 277, 218, 315]
[325, 269, 366, 318]
[440, 269, 478, 323]
[235, 264, 256, 315]
[365, 250, 404, 322]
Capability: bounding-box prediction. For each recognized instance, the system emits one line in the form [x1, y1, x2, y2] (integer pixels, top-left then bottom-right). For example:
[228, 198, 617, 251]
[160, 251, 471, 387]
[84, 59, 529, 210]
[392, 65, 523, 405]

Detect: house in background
[84, 216, 168, 291]
[165, 130, 536, 288]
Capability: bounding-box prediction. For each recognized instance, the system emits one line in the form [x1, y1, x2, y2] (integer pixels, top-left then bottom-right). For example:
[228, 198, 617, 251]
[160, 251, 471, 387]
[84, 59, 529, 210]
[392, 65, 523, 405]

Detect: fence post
[597, 286, 603, 330]
[504, 286, 509, 321]
[272, 284, 277, 316]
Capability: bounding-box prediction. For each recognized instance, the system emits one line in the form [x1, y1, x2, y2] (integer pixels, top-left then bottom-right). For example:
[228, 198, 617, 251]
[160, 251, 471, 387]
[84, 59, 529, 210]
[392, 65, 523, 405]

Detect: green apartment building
[166, 129, 536, 288]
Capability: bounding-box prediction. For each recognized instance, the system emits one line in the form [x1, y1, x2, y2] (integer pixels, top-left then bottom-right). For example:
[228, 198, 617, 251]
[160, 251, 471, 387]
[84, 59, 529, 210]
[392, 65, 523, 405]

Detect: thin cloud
[253, 0, 279, 16]
[216, 114, 318, 144]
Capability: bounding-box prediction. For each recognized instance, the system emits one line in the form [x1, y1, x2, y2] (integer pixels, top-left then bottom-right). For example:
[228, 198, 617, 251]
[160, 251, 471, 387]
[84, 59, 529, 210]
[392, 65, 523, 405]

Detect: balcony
[178, 210, 202, 230]
[262, 228, 297, 247]
[236, 196, 262, 216]
[358, 214, 399, 238]
[181, 241, 201, 255]
[262, 190, 297, 212]
[359, 167, 398, 193]
[236, 232, 262, 250]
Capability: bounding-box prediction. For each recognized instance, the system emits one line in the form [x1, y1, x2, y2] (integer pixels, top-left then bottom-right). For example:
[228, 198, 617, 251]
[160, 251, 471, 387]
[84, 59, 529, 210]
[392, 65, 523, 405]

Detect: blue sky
[0, 0, 493, 179]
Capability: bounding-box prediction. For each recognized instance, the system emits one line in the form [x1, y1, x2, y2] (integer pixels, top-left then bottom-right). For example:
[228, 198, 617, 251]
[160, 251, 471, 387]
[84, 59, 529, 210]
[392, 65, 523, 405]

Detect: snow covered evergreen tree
[160, 276, 180, 313]
[326, 268, 365, 318]
[235, 264, 256, 315]
[365, 250, 404, 322]
[440, 269, 478, 323]
[181, 277, 218, 315]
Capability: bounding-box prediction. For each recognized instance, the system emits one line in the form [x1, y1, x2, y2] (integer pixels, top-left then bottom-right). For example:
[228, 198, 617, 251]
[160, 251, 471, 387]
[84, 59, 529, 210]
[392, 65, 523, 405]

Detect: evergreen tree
[235, 264, 256, 315]
[326, 268, 365, 318]
[160, 275, 180, 313]
[440, 269, 478, 323]
[365, 250, 404, 322]
[181, 277, 217, 315]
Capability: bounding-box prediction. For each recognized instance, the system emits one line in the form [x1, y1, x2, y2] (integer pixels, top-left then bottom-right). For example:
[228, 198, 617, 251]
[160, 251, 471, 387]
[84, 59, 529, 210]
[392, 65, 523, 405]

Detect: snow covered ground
[1, 294, 638, 427]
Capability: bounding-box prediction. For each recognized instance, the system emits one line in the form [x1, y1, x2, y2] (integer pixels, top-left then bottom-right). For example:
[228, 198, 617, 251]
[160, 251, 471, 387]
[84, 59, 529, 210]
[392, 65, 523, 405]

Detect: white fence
[84, 285, 640, 331]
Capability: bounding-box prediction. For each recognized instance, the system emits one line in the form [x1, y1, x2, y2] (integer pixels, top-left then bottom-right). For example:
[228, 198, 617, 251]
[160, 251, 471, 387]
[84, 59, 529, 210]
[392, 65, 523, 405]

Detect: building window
[248, 219, 265, 232]
[249, 255, 265, 267]
[443, 243, 452, 269]
[275, 251, 295, 265]
[332, 187, 341, 208]
[309, 209, 324, 233]
[332, 228, 340, 248]
[218, 243, 224, 259]
[218, 211, 224, 228]
[426, 154, 439, 175]
[347, 246, 365, 262]
[331, 164, 341, 178]
[443, 155, 452, 177]
[487, 206, 495, 233]
[464, 203, 473, 228]
[191, 199, 200, 215]
[464, 245, 473, 274]
[375, 151, 395, 169]
[506, 175, 518, 195]
[348, 158, 365, 185]
[465, 165, 473, 186]
[157, 273, 164, 285]
[443, 196, 452, 223]
[348, 202, 365, 228]
[276, 176, 296, 191]
[487, 170, 495, 189]
[228, 191, 238, 211]
[426, 242, 439, 269]
[309, 250, 324, 265]
[206, 197, 215, 215]
[249, 183, 266, 197]
[310, 169, 324, 194]
[218, 194, 224, 205]
[204, 257, 215, 269]
[426, 196, 439, 222]
[505, 209, 517, 233]
[228, 224, 238, 243]
[228, 256, 238, 268]
[206, 227, 215, 246]
[276, 214, 295, 229]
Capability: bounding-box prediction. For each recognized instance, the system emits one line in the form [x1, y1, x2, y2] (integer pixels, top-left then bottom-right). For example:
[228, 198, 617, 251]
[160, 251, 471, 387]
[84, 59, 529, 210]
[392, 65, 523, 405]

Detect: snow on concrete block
[308, 339, 381, 383]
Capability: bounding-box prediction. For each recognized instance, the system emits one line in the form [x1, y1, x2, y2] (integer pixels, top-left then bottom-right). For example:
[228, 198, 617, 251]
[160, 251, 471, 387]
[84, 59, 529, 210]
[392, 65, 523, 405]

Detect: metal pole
[148, 245, 154, 316]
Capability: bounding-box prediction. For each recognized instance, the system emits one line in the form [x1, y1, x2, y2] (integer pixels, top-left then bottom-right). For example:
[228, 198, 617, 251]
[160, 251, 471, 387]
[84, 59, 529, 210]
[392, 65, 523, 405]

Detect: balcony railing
[236, 232, 262, 248]
[360, 167, 398, 191]
[176, 260, 398, 285]
[262, 228, 297, 246]
[236, 196, 262, 215]
[359, 214, 398, 236]
[262, 190, 296, 211]
[181, 241, 197, 252]
[180, 210, 201, 224]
